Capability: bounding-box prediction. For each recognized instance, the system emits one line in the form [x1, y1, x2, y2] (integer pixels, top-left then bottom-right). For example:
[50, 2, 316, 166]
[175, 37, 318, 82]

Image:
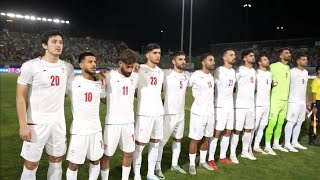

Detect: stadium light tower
[180, 0, 185, 51]
[243, 3, 252, 42]
[188, 0, 193, 63]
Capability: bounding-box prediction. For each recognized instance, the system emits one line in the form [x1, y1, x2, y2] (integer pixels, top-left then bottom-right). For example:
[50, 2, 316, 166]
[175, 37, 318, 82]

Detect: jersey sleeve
[235, 68, 241, 82]
[188, 72, 196, 87]
[17, 61, 34, 85]
[269, 63, 277, 81]
[214, 68, 220, 84]
[100, 82, 107, 98]
[66, 62, 75, 95]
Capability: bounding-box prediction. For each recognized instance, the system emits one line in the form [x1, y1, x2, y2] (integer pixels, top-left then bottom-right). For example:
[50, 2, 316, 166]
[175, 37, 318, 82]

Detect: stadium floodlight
[36, 17, 41, 20]
[66, 21, 69, 24]
[53, 19, 60, 23]
[42, 18, 47, 21]
[30, 16, 36, 20]
[24, 15, 30, 19]
[1, 12, 6, 16]
[16, 14, 24, 18]
[7, 13, 15, 17]
[61, 20, 65, 23]
[48, 18, 52, 22]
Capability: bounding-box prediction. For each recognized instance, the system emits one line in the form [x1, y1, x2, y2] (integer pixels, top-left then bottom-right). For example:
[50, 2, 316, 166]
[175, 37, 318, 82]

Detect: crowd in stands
[0, 31, 128, 65]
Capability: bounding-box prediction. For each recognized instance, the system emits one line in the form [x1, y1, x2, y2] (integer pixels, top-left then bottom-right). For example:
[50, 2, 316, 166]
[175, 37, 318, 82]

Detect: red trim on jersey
[27, 123, 36, 125]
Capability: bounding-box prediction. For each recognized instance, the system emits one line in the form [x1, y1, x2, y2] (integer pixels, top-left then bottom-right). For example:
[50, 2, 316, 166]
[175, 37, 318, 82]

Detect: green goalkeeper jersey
[270, 62, 291, 101]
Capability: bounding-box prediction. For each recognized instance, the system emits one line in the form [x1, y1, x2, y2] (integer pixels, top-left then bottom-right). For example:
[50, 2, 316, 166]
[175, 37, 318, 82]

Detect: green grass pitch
[1, 73, 319, 179]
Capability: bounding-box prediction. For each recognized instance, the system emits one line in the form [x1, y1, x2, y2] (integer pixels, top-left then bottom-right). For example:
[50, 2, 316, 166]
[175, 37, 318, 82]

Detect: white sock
[208, 137, 218, 161]
[292, 121, 303, 145]
[147, 142, 159, 176]
[47, 162, 62, 180]
[171, 141, 181, 167]
[89, 163, 100, 180]
[242, 132, 251, 155]
[66, 168, 78, 180]
[254, 125, 266, 149]
[21, 166, 37, 180]
[265, 142, 271, 148]
[189, 153, 196, 166]
[284, 121, 295, 147]
[219, 136, 230, 159]
[156, 141, 165, 170]
[249, 131, 255, 152]
[199, 150, 207, 164]
[133, 144, 145, 178]
[100, 169, 109, 180]
[230, 134, 239, 156]
[273, 139, 280, 146]
[122, 166, 131, 180]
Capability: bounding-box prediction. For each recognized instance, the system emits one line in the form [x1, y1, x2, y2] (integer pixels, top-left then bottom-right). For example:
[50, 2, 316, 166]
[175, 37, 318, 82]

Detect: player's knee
[48, 155, 62, 163]
[123, 152, 132, 159]
[68, 162, 78, 171]
[223, 130, 232, 136]
[24, 160, 39, 170]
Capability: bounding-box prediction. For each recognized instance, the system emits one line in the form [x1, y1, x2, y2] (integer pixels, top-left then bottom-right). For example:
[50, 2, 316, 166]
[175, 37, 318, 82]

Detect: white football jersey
[214, 66, 236, 108]
[255, 69, 272, 107]
[234, 66, 256, 109]
[189, 70, 215, 115]
[288, 67, 308, 103]
[105, 70, 138, 124]
[69, 76, 105, 135]
[136, 64, 164, 116]
[17, 58, 74, 125]
[163, 69, 190, 114]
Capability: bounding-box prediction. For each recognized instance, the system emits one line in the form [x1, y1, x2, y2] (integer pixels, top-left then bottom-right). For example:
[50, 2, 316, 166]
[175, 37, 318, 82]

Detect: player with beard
[265, 48, 292, 153]
[188, 53, 215, 175]
[250, 53, 272, 155]
[284, 53, 309, 152]
[207, 48, 237, 169]
[133, 43, 164, 180]
[230, 49, 256, 163]
[100, 49, 139, 180]
[66, 52, 105, 180]
[155, 51, 190, 179]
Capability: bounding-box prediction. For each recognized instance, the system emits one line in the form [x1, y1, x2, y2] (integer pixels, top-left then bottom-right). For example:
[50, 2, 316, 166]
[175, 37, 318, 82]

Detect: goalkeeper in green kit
[264, 48, 292, 155]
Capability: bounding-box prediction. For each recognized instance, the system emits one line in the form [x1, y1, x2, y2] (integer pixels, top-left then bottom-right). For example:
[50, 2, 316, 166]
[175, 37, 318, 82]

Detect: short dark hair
[278, 47, 290, 56]
[78, 52, 96, 63]
[144, 43, 161, 53]
[221, 48, 234, 57]
[41, 30, 64, 45]
[171, 51, 185, 60]
[293, 52, 307, 66]
[256, 52, 268, 63]
[118, 49, 138, 65]
[200, 53, 214, 62]
[241, 49, 254, 60]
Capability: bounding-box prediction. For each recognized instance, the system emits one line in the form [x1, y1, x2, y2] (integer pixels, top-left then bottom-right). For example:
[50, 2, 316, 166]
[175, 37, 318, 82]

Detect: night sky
[0, 0, 319, 52]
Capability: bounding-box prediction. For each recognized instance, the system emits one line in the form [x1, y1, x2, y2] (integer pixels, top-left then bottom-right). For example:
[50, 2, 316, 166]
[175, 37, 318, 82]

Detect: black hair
[144, 43, 161, 53]
[200, 53, 214, 62]
[241, 49, 254, 60]
[221, 48, 234, 57]
[171, 51, 186, 60]
[78, 52, 96, 63]
[41, 30, 64, 45]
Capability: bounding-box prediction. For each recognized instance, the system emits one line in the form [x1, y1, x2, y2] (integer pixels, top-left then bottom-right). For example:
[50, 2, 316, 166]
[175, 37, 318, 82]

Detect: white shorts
[67, 132, 104, 164]
[21, 122, 66, 162]
[135, 115, 163, 143]
[104, 123, 135, 156]
[162, 114, 185, 143]
[255, 106, 270, 129]
[235, 108, 255, 131]
[188, 113, 214, 140]
[215, 107, 234, 131]
[286, 102, 306, 123]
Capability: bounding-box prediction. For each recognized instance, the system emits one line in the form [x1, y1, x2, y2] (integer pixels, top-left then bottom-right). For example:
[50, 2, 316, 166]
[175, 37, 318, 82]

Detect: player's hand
[271, 80, 278, 87]
[133, 63, 140, 72]
[96, 72, 107, 86]
[20, 126, 31, 142]
[312, 107, 318, 114]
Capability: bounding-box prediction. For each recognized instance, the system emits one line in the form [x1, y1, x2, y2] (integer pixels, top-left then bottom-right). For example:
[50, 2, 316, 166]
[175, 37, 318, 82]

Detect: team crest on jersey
[61, 67, 65, 73]
[130, 79, 134, 85]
